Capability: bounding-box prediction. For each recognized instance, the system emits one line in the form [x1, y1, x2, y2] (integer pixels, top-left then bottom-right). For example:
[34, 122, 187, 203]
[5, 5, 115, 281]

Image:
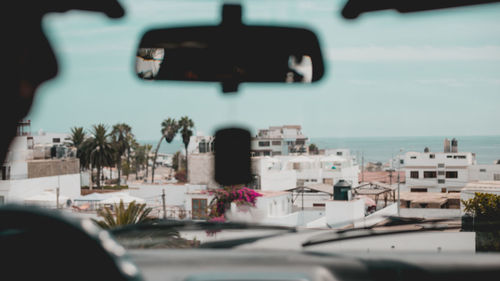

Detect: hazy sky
[28, 0, 500, 140]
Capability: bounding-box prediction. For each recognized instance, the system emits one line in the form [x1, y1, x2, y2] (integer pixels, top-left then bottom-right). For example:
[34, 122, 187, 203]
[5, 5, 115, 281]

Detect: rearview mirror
[135, 4, 325, 93]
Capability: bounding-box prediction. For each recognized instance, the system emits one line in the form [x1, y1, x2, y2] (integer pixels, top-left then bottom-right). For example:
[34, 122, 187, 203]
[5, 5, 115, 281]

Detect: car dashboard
[128, 248, 500, 281]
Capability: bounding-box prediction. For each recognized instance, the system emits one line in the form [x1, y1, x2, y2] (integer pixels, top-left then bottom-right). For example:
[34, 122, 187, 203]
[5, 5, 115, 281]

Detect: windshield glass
[5, 0, 500, 253]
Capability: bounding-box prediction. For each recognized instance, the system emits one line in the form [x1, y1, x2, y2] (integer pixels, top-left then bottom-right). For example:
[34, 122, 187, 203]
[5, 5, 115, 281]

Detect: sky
[27, 0, 500, 140]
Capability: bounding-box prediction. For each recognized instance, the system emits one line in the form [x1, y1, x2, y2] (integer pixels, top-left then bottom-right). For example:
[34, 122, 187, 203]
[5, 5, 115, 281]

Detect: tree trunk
[89, 166, 93, 190]
[96, 165, 101, 189]
[126, 147, 131, 180]
[151, 136, 165, 183]
[117, 158, 121, 188]
[185, 144, 189, 182]
[135, 159, 139, 179]
[145, 156, 149, 181]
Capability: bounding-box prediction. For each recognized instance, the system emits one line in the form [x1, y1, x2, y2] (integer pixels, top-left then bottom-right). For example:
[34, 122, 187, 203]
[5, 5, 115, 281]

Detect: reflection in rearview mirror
[134, 4, 324, 92]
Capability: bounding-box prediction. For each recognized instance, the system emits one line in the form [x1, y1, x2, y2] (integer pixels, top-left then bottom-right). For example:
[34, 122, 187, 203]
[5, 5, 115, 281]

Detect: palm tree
[178, 116, 194, 181]
[144, 144, 152, 180]
[93, 200, 153, 229]
[133, 143, 147, 179]
[80, 124, 115, 189]
[111, 123, 133, 187]
[70, 127, 86, 171]
[125, 131, 135, 179]
[152, 118, 179, 183]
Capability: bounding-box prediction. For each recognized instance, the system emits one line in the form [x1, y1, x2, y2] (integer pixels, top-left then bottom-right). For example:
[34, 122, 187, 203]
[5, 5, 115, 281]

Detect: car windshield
[4, 0, 500, 253]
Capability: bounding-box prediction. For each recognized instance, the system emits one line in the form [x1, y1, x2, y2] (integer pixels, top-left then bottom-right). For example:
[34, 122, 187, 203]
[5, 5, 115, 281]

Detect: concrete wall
[27, 158, 79, 179]
[188, 153, 219, 188]
[0, 174, 81, 203]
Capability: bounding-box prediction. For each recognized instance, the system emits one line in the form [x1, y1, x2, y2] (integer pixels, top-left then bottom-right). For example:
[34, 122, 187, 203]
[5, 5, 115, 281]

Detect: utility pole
[56, 187, 60, 209]
[397, 149, 402, 216]
[162, 189, 166, 219]
[301, 186, 304, 211]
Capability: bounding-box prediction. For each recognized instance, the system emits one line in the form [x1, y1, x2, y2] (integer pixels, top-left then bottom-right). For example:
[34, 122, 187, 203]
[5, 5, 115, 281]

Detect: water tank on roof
[424, 147, 430, 153]
[444, 138, 450, 153]
[334, 179, 351, 201]
[451, 138, 458, 153]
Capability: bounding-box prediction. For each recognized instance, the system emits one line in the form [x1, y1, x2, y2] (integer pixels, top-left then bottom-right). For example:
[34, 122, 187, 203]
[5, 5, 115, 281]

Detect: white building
[404, 139, 500, 193]
[187, 134, 215, 155]
[0, 126, 80, 206]
[404, 150, 476, 193]
[251, 125, 308, 156]
[252, 153, 359, 192]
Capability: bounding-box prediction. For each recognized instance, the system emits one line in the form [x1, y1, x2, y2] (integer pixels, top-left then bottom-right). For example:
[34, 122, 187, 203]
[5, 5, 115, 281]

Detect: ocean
[140, 135, 500, 165]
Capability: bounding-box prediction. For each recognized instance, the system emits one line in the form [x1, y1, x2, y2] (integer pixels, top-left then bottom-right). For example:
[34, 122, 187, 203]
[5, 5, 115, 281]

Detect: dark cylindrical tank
[451, 138, 458, 153]
[444, 138, 450, 153]
[334, 179, 351, 201]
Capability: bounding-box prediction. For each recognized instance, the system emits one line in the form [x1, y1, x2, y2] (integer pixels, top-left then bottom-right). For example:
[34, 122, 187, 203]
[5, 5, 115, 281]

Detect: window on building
[52, 138, 60, 143]
[453, 155, 466, 159]
[1, 166, 10, 180]
[410, 171, 419, 179]
[438, 171, 445, 176]
[429, 154, 435, 159]
[447, 155, 453, 158]
[336, 152, 343, 156]
[271, 141, 281, 146]
[437, 163, 445, 168]
[293, 162, 300, 170]
[494, 174, 500, 181]
[446, 171, 458, 178]
[410, 156, 417, 159]
[0, 196, 4, 205]
[296, 140, 305, 145]
[313, 203, 325, 207]
[400, 159, 404, 164]
[258, 141, 270, 147]
[323, 178, 333, 185]
[438, 179, 446, 184]
[480, 169, 487, 172]
[273, 151, 281, 156]
[423, 171, 437, 178]
[441, 188, 447, 193]
[191, 198, 208, 219]
[411, 188, 427, 192]
[263, 151, 271, 156]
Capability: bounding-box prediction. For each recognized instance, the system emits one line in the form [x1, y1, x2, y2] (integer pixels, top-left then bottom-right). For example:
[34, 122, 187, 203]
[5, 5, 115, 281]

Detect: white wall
[0, 174, 81, 203]
[33, 132, 71, 145]
[227, 193, 294, 224]
[260, 170, 296, 191]
[405, 151, 475, 166]
[293, 193, 331, 208]
[469, 164, 500, 181]
[400, 208, 461, 219]
[128, 183, 206, 206]
[354, 203, 398, 228]
[325, 199, 365, 227]
[307, 232, 475, 254]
